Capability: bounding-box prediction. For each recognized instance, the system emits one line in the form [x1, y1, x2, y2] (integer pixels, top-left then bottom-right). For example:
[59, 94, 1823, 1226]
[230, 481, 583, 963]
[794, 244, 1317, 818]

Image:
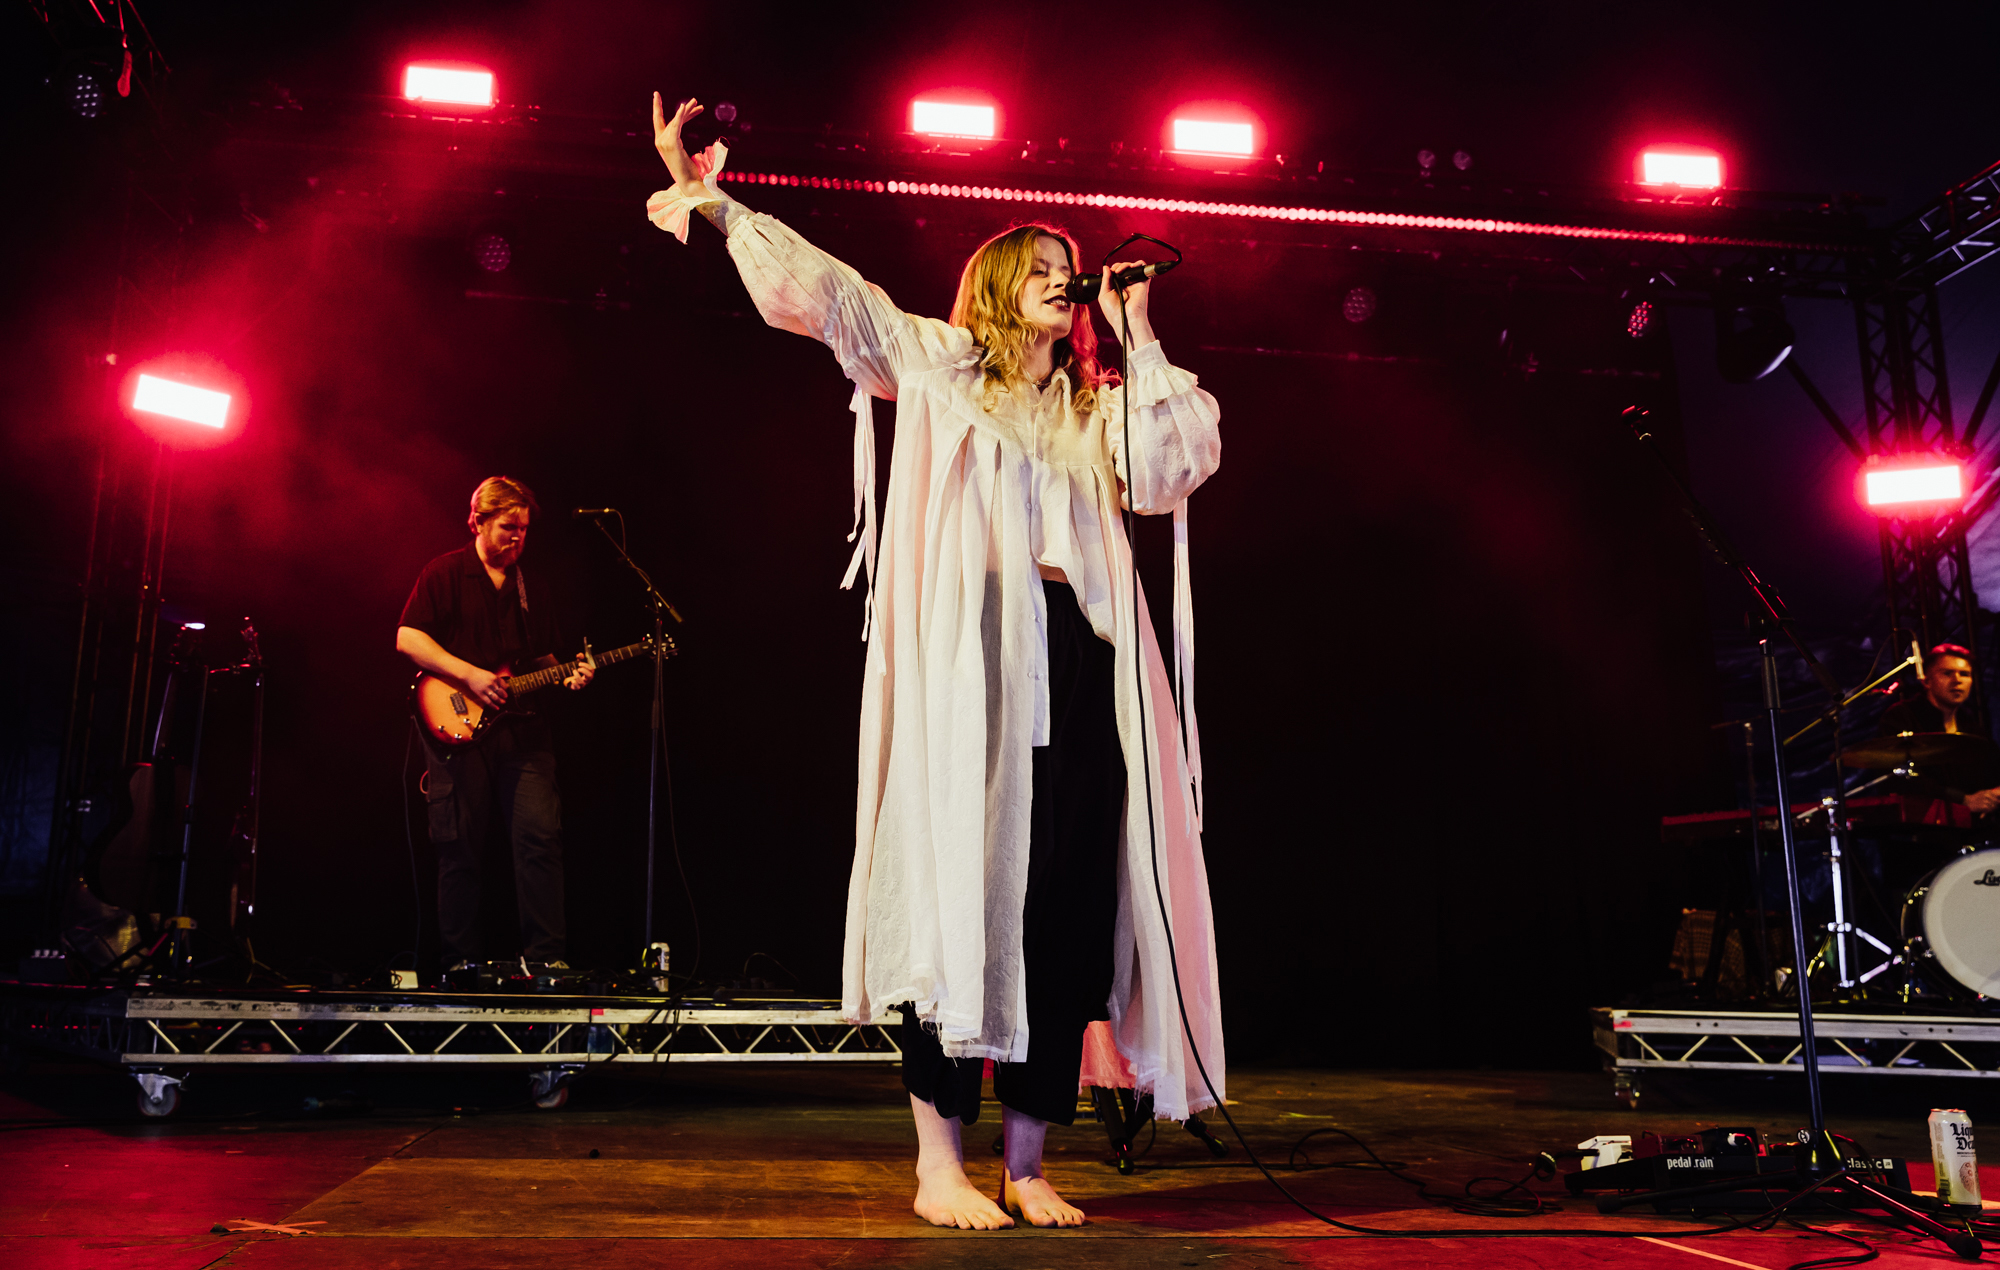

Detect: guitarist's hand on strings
[564, 646, 597, 692]
[465, 667, 510, 711]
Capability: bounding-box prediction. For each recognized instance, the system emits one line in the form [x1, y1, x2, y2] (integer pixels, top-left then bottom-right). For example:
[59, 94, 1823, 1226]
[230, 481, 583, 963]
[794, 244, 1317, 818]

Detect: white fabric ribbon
[839, 384, 878, 643]
[644, 140, 730, 244]
[1172, 499, 1203, 831]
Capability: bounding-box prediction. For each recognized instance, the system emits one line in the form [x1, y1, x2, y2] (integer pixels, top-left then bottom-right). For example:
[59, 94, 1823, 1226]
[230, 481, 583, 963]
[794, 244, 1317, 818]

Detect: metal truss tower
[1863, 159, 2000, 654]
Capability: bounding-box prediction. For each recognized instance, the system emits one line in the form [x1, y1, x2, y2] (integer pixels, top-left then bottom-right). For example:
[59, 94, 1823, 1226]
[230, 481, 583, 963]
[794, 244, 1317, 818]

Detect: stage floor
[3, 1060, 1996, 1269]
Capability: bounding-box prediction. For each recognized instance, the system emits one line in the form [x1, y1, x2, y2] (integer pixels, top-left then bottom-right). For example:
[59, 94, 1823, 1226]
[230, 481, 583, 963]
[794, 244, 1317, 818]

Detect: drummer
[1878, 644, 2000, 813]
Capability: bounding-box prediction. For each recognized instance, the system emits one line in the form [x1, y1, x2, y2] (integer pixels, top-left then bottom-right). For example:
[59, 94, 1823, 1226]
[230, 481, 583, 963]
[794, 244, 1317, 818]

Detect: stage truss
[1593, 1006, 2000, 1108]
[1, 983, 900, 1114]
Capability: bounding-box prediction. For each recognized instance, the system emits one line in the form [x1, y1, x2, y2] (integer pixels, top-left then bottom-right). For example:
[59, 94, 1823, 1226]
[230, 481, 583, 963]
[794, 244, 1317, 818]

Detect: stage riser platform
[1594, 1006, 2000, 1106]
[1, 983, 900, 1096]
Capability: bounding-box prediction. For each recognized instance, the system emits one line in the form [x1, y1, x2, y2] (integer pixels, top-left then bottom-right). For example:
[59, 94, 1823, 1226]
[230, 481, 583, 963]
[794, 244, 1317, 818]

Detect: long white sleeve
[1104, 340, 1223, 513]
[720, 210, 974, 399]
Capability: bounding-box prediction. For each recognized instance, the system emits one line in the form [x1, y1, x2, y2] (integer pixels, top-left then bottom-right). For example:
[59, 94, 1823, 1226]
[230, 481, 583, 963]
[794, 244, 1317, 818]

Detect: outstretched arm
[645, 93, 970, 397]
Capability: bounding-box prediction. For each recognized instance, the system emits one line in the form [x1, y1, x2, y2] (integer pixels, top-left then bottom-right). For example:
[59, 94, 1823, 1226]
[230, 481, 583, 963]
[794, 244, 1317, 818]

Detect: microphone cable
[1103, 250, 1944, 1256]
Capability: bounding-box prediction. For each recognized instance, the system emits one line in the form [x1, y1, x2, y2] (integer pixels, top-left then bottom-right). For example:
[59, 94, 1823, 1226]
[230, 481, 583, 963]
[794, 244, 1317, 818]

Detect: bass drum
[1902, 848, 2000, 997]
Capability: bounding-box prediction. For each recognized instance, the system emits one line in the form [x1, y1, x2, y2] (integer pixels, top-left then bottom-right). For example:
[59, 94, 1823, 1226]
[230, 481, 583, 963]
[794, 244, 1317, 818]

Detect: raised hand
[651, 92, 708, 194]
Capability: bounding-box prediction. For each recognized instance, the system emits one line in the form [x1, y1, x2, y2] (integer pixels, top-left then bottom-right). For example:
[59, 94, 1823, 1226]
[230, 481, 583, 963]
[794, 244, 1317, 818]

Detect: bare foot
[1003, 1168, 1086, 1228]
[915, 1160, 1015, 1230]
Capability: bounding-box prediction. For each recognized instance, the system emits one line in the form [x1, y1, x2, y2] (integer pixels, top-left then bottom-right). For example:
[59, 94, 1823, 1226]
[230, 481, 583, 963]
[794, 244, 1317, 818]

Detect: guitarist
[396, 476, 594, 974]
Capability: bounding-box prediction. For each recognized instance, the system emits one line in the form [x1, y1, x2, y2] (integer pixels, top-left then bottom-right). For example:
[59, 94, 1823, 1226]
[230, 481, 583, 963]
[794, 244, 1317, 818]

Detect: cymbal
[1837, 731, 2000, 769]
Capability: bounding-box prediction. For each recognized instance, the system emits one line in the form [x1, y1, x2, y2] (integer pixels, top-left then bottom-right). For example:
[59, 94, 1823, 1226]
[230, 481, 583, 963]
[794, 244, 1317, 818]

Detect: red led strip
[717, 170, 1839, 250]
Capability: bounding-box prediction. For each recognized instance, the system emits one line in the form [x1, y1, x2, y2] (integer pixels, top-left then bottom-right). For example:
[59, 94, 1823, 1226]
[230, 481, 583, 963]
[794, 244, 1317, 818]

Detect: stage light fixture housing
[1627, 301, 1654, 339]
[403, 62, 496, 109]
[1172, 119, 1255, 157]
[472, 233, 512, 273]
[1861, 457, 1966, 513]
[133, 374, 231, 429]
[67, 69, 104, 118]
[911, 99, 996, 139]
[1636, 145, 1725, 190]
[1342, 286, 1377, 324]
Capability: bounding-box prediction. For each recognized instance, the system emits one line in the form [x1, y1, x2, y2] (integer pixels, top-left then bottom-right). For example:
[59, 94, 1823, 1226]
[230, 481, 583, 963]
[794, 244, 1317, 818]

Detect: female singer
[647, 93, 1224, 1230]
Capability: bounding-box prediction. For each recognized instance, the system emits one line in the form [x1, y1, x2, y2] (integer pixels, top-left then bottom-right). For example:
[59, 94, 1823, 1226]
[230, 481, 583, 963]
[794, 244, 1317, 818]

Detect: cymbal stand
[1623, 408, 1981, 1260]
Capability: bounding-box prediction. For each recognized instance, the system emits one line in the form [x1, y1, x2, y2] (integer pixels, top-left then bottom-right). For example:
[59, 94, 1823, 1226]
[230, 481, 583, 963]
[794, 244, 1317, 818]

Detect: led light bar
[133, 374, 231, 429]
[912, 101, 995, 139]
[403, 63, 496, 108]
[1864, 462, 1963, 508]
[712, 170, 1838, 249]
[1172, 119, 1254, 156]
[1638, 148, 1723, 189]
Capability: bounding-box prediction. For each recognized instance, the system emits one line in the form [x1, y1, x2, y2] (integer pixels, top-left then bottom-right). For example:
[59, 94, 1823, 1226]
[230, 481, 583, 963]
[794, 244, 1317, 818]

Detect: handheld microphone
[1061, 259, 1179, 305]
[572, 507, 618, 518]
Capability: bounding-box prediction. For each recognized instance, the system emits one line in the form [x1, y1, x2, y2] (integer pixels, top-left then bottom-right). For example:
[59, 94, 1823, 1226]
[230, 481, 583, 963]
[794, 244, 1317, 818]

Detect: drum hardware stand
[1622, 408, 1981, 1259]
[1805, 796, 1897, 990]
[578, 510, 689, 975]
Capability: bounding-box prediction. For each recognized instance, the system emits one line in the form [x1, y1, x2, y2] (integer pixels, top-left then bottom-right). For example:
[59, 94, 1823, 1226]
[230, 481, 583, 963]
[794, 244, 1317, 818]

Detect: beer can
[1928, 1109, 1981, 1211]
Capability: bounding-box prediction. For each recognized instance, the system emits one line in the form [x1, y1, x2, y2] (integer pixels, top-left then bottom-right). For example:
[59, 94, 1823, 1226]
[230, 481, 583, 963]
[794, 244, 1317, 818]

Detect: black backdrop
[1, 141, 1731, 1068]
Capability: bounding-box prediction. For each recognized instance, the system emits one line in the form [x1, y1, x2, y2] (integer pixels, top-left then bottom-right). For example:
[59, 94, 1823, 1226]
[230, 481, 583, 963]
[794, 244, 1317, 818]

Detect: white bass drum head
[1922, 848, 2000, 997]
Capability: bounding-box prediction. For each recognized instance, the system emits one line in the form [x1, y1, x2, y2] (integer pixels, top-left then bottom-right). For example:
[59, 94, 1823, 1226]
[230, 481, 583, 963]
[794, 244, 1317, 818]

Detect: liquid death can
[1928, 1109, 1981, 1211]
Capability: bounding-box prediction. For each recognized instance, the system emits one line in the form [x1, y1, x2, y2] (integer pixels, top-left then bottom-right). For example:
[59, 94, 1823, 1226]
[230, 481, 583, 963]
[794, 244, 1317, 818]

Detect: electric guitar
[411, 635, 675, 747]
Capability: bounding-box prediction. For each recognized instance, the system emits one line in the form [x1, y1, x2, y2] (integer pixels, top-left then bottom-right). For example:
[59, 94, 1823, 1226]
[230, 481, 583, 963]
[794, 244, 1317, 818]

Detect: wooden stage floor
[3, 1059, 1996, 1268]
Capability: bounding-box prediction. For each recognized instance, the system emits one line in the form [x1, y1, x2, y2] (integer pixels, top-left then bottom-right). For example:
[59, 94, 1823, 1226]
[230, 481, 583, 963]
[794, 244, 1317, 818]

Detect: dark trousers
[901, 579, 1125, 1126]
[421, 715, 566, 963]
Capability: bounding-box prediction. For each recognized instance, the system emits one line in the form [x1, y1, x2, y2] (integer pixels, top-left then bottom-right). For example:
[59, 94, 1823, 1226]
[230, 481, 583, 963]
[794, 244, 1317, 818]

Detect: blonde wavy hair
[951, 224, 1112, 416]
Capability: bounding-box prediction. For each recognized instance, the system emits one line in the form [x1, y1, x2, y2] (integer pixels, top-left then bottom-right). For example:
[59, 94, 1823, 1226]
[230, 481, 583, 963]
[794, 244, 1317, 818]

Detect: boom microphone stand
[579, 510, 684, 972]
[1620, 409, 1980, 1260]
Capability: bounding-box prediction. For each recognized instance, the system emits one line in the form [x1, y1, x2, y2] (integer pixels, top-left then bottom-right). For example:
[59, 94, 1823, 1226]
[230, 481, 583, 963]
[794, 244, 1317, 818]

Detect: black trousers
[901, 580, 1126, 1126]
[421, 714, 566, 964]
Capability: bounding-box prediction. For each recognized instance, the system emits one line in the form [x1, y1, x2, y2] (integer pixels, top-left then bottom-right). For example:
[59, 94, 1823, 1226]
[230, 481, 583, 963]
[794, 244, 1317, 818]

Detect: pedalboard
[1565, 1126, 1916, 1213]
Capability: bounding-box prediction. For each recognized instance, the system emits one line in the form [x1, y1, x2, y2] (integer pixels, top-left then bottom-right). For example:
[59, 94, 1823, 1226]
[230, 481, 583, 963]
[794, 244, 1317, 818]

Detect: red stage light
[1171, 119, 1255, 157]
[403, 63, 495, 109]
[1636, 145, 1724, 190]
[133, 373, 230, 429]
[1862, 458, 1964, 511]
[123, 355, 248, 449]
[911, 99, 996, 139]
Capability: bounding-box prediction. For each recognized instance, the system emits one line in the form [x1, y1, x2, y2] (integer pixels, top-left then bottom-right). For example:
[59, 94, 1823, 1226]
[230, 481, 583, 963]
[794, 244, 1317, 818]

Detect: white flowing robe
[650, 191, 1225, 1118]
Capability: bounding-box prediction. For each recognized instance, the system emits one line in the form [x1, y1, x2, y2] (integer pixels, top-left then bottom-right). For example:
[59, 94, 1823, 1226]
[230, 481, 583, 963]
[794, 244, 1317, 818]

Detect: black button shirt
[399, 542, 560, 673]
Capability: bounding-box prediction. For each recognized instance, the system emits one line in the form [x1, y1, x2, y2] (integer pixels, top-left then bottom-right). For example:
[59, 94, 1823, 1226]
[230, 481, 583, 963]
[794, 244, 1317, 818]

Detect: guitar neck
[504, 640, 660, 696]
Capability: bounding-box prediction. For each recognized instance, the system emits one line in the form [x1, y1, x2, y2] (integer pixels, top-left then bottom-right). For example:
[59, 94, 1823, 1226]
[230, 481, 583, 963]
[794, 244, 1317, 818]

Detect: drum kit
[1828, 731, 2000, 1001]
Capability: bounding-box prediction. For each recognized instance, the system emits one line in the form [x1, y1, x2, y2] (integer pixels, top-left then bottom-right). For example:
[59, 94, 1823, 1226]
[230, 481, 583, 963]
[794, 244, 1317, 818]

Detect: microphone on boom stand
[573, 507, 618, 518]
